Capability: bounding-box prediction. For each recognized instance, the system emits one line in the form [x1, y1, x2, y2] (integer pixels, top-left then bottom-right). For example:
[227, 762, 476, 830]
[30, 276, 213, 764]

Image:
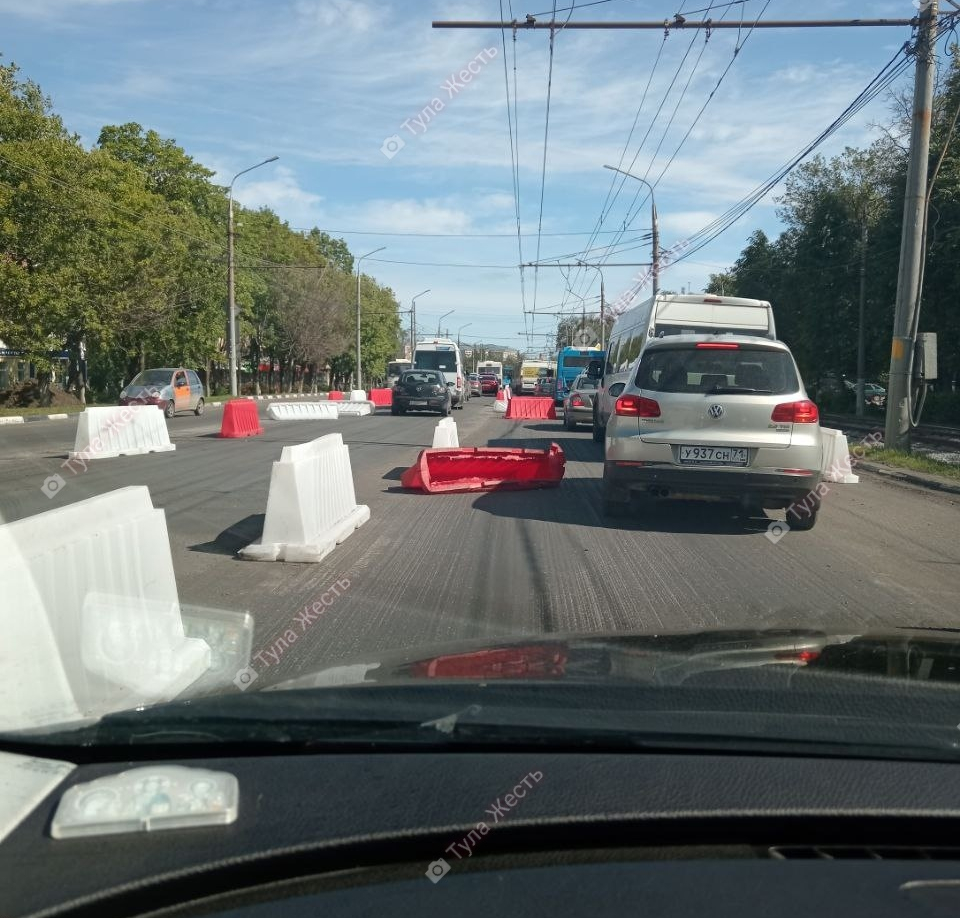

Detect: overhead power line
[434, 17, 918, 30]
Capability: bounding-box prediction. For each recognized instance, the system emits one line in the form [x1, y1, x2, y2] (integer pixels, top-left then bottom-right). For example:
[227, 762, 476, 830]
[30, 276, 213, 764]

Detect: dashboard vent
[769, 846, 960, 860]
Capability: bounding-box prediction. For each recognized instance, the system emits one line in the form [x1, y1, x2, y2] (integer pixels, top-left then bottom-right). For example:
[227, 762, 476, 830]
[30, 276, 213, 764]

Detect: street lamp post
[603, 164, 659, 297]
[411, 288, 430, 359]
[437, 310, 454, 337]
[457, 323, 471, 347]
[356, 246, 386, 389]
[227, 156, 278, 396]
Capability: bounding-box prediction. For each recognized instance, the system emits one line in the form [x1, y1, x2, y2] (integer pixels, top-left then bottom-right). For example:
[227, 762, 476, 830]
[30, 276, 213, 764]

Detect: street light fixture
[603, 164, 660, 297]
[356, 246, 386, 388]
[456, 323, 471, 347]
[411, 288, 430, 357]
[228, 156, 278, 396]
[437, 310, 454, 337]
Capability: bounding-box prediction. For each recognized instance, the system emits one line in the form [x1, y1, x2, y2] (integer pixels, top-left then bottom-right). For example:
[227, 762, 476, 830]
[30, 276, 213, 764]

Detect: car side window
[174, 372, 187, 387]
[608, 382, 626, 397]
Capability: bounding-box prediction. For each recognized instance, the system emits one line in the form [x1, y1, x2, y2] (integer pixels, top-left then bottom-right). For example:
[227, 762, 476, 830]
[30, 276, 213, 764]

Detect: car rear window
[575, 377, 598, 390]
[635, 346, 800, 395]
[415, 351, 456, 372]
[400, 371, 442, 385]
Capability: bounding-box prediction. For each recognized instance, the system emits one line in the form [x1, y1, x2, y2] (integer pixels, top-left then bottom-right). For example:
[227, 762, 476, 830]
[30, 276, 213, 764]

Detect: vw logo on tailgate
[708, 404, 724, 419]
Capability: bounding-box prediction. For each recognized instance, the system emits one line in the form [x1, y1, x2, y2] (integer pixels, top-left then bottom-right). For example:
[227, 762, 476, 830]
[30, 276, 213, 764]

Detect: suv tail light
[695, 342, 739, 350]
[457, 376, 462, 388]
[616, 394, 661, 417]
[771, 400, 819, 423]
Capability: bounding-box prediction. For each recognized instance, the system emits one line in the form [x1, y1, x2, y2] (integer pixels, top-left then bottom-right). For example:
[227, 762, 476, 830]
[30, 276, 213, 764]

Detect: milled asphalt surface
[1, 396, 959, 686]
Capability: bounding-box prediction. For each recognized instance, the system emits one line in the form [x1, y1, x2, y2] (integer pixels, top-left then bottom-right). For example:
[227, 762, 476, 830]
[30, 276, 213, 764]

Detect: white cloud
[231, 167, 324, 227]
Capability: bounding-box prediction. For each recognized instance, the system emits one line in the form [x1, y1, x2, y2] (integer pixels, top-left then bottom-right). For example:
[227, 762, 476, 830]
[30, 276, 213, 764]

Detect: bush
[921, 390, 960, 425]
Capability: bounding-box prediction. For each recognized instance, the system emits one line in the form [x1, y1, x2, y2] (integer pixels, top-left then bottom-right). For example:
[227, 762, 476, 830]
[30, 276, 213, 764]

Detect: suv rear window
[635, 346, 799, 395]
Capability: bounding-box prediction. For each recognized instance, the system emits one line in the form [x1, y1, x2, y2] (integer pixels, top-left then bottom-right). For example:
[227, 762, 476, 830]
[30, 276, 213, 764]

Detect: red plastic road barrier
[219, 399, 264, 438]
[400, 443, 565, 493]
[368, 388, 393, 406]
[504, 397, 556, 420]
[327, 390, 344, 401]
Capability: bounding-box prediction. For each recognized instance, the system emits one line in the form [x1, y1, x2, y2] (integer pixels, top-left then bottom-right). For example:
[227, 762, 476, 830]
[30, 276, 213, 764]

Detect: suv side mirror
[586, 359, 603, 379]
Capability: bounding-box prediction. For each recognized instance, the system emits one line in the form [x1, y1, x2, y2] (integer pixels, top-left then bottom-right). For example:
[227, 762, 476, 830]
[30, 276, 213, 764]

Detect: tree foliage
[707, 49, 960, 410]
[0, 62, 400, 399]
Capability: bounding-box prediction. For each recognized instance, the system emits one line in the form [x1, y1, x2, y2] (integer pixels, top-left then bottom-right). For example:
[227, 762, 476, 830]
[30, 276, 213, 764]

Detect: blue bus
[554, 346, 605, 405]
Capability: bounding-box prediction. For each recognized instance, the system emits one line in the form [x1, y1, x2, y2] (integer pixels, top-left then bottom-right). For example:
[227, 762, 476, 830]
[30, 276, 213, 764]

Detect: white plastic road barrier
[0, 487, 210, 732]
[349, 389, 367, 401]
[820, 428, 860, 484]
[338, 400, 375, 417]
[240, 432, 370, 562]
[267, 402, 340, 420]
[432, 417, 459, 448]
[493, 398, 508, 413]
[68, 406, 175, 461]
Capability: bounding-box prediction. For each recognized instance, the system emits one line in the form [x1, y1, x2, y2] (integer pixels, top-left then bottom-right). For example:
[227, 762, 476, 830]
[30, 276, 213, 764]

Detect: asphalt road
[2, 396, 959, 688]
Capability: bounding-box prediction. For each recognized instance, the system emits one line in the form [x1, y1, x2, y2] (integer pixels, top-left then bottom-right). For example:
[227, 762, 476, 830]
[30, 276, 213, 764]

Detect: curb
[856, 460, 960, 496]
[0, 394, 323, 423]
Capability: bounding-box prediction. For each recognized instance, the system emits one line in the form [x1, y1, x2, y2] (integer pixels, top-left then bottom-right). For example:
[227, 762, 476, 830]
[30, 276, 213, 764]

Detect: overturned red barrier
[504, 396, 556, 420]
[401, 443, 565, 493]
[327, 390, 344, 401]
[219, 399, 264, 438]
[368, 388, 393, 406]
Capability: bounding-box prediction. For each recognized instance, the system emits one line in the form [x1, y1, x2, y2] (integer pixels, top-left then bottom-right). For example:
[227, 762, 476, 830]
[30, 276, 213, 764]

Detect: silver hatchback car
[603, 335, 823, 528]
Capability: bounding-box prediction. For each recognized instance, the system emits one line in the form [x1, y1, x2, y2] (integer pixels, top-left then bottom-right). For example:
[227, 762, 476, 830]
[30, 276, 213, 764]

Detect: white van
[413, 339, 469, 408]
[592, 293, 776, 442]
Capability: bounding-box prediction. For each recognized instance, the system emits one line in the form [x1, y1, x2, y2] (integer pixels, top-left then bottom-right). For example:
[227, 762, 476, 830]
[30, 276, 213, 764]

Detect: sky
[1, 0, 942, 358]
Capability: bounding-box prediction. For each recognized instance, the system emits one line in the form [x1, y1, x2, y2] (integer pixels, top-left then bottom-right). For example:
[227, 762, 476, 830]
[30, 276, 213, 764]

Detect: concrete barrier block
[338, 401, 375, 416]
[432, 417, 459, 448]
[267, 402, 340, 420]
[68, 406, 175, 460]
[821, 428, 859, 483]
[0, 486, 210, 731]
[239, 433, 369, 562]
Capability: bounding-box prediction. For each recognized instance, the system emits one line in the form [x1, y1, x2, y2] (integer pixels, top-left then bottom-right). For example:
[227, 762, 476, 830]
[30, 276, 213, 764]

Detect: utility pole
[651, 200, 660, 298]
[885, 0, 938, 451]
[856, 216, 868, 419]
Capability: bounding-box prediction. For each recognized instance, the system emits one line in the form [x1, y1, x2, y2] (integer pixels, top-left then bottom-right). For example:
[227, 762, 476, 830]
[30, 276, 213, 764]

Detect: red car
[480, 374, 499, 395]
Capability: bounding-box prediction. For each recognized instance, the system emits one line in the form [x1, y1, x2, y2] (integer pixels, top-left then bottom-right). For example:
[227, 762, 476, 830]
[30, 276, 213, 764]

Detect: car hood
[264, 627, 960, 691]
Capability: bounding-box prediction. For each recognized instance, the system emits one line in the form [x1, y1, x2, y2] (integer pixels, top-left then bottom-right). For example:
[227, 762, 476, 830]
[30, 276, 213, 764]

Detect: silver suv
[602, 335, 823, 528]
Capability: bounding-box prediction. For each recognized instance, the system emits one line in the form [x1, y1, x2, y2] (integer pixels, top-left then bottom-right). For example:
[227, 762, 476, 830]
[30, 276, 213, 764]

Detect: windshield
[415, 351, 456, 372]
[129, 370, 172, 387]
[636, 346, 800, 394]
[2, 0, 960, 788]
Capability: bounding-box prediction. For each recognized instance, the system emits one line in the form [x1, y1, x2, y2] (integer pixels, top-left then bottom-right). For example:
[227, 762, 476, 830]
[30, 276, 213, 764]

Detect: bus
[517, 357, 553, 396]
[386, 359, 412, 388]
[476, 360, 503, 382]
[553, 346, 605, 405]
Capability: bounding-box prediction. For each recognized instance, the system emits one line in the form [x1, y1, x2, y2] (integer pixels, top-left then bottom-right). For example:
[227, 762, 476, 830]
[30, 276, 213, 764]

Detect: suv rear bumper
[604, 460, 820, 506]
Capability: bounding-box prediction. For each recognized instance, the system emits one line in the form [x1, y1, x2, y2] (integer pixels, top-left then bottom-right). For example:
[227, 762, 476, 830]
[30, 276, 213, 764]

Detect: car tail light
[457, 376, 462, 388]
[616, 394, 660, 417]
[771, 400, 819, 423]
[570, 395, 584, 407]
[695, 342, 739, 349]
[702, 295, 723, 304]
